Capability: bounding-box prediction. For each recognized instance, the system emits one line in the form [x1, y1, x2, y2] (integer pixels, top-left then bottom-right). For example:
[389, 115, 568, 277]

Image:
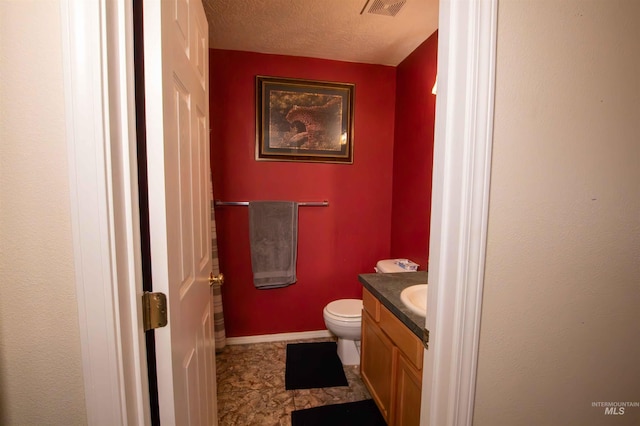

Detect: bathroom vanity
[358, 272, 428, 426]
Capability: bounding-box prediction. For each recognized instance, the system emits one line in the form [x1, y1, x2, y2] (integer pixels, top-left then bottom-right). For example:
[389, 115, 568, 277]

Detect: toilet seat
[324, 299, 362, 322]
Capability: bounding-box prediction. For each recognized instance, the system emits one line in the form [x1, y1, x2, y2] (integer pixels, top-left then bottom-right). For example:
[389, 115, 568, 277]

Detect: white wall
[0, 1, 87, 424]
[474, 0, 640, 425]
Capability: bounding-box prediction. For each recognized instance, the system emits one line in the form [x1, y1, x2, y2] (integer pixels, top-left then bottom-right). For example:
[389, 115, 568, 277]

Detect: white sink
[400, 284, 428, 317]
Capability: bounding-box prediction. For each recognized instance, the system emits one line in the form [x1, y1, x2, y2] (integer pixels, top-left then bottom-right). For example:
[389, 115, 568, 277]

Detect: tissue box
[395, 259, 419, 271]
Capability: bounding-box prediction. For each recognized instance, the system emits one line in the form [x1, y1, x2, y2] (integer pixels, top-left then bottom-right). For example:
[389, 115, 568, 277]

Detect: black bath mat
[291, 399, 385, 426]
[285, 341, 348, 390]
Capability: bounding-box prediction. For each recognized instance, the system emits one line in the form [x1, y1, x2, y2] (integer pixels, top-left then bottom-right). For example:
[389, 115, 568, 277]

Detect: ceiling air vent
[361, 0, 407, 17]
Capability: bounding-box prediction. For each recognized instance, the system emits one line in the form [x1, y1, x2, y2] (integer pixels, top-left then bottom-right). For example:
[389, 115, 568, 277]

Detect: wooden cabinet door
[393, 353, 423, 426]
[361, 310, 395, 422]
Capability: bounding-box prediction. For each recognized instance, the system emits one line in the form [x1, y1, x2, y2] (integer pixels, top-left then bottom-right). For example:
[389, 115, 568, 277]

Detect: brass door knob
[208, 272, 224, 286]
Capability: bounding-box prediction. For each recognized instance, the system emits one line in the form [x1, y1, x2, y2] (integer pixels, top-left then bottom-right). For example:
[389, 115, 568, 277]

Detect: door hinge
[422, 328, 430, 350]
[142, 291, 168, 331]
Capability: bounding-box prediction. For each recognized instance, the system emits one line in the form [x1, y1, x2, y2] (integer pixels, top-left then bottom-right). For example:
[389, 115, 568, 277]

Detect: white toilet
[323, 259, 419, 366]
[323, 299, 363, 365]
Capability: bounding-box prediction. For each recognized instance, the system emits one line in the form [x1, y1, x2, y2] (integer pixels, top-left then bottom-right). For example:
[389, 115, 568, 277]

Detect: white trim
[226, 330, 334, 345]
[103, 1, 151, 424]
[421, 0, 497, 425]
[61, 0, 149, 424]
[61, 1, 125, 423]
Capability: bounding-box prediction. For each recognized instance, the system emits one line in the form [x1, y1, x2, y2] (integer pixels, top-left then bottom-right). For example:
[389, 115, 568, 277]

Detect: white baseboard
[225, 330, 333, 345]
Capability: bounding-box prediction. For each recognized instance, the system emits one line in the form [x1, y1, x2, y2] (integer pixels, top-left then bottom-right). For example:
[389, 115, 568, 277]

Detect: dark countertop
[358, 271, 428, 340]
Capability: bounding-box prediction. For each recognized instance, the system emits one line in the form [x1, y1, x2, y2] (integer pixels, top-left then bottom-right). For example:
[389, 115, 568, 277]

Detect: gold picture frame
[256, 76, 355, 164]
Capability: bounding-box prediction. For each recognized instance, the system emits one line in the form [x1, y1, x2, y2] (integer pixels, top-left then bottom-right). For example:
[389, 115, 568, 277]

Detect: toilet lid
[326, 299, 363, 318]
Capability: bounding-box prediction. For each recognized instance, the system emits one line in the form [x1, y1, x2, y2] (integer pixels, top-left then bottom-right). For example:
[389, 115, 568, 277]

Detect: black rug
[285, 341, 348, 390]
[291, 399, 385, 426]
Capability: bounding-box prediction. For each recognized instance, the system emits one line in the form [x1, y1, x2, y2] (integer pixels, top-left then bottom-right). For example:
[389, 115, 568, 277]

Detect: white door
[143, 0, 217, 424]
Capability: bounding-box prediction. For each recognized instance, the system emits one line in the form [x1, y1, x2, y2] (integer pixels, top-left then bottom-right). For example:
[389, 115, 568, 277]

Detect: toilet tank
[375, 259, 419, 273]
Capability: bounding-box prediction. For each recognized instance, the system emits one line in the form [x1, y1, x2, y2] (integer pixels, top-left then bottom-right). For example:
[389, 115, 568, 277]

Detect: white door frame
[422, 0, 497, 425]
[61, 0, 497, 424]
[61, 0, 150, 424]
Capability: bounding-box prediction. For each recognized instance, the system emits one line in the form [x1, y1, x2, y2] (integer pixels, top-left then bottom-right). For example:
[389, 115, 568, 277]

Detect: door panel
[394, 353, 422, 426]
[361, 310, 394, 422]
[143, 0, 216, 424]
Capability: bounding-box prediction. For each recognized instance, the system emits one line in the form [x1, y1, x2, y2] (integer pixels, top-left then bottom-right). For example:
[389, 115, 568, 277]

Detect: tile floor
[215, 338, 372, 426]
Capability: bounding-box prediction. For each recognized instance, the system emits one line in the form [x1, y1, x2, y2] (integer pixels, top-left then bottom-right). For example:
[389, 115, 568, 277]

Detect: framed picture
[256, 76, 355, 164]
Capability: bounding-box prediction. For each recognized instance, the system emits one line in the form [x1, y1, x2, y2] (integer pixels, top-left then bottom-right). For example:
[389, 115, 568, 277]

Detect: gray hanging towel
[248, 201, 298, 289]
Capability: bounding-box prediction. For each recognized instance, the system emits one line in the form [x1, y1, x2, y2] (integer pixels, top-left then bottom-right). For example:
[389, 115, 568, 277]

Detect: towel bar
[214, 200, 329, 207]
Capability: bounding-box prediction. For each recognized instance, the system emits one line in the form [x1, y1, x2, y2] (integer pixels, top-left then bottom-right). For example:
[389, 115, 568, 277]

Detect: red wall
[389, 32, 438, 270]
[209, 49, 396, 337]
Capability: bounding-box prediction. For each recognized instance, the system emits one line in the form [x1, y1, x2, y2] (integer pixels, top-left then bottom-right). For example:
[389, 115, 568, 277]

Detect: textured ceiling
[203, 0, 439, 66]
